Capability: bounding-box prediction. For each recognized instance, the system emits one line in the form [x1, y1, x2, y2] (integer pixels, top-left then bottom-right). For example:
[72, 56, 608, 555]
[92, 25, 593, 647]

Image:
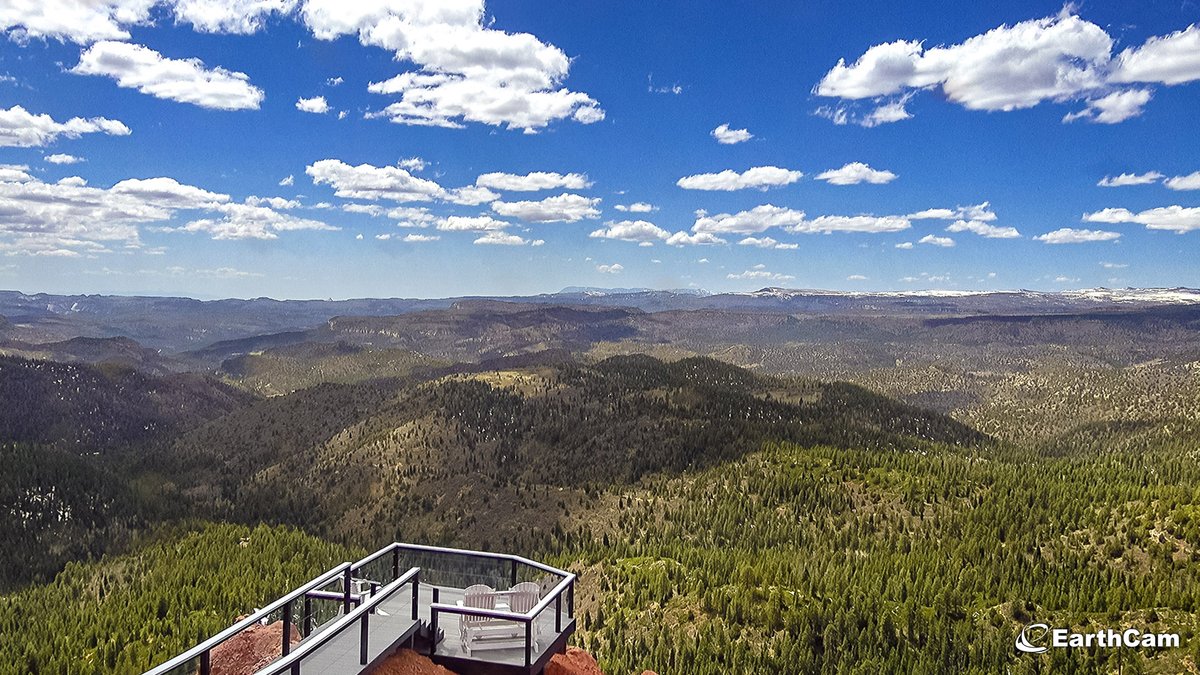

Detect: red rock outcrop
[371, 648, 458, 675]
[546, 646, 604, 675]
[208, 621, 299, 675]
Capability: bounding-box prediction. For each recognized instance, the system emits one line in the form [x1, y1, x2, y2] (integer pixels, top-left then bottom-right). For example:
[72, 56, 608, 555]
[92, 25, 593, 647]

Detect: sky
[0, 0, 1198, 299]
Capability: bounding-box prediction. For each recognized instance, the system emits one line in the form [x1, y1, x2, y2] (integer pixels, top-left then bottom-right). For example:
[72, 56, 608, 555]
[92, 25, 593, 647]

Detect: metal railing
[144, 564, 353, 675]
[254, 567, 421, 675]
[142, 542, 576, 675]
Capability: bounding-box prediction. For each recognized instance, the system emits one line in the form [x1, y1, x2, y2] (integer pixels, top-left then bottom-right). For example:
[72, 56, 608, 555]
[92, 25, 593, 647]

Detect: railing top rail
[429, 572, 575, 622]
[144, 563, 352, 675]
[388, 542, 570, 578]
[253, 566, 421, 675]
[350, 543, 398, 574]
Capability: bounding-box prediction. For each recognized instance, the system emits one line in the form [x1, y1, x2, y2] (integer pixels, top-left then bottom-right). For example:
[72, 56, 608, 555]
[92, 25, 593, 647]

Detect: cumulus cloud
[919, 234, 955, 247]
[693, 205, 807, 234]
[665, 231, 726, 246]
[473, 231, 531, 246]
[170, 0, 297, 34]
[595, 262, 623, 274]
[727, 265, 794, 281]
[476, 171, 590, 191]
[0, 105, 129, 147]
[814, 11, 1200, 125]
[737, 236, 796, 249]
[1033, 227, 1122, 243]
[945, 219, 1020, 238]
[45, 153, 84, 164]
[73, 40, 264, 110]
[1084, 205, 1200, 233]
[814, 162, 897, 185]
[895, 242, 913, 249]
[908, 202, 997, 222]
[614, 202, 655, 213]
[307, 158, 493, 205]
[491, 193, 599, 222]
[1110, 24, 1200, 86]
[332, 0, 602, 131]
[1164, 171, 1200, 191]
[296, 95, 329, 113]
[1098, 171, 1163, 187]
[0, 168, 331, 255]
[278, 174, 294, 186]
[403, 233, 438, 242]
[789, 215, 910, 234]
[436, 215, 510, 232]
[677, 166, 803, 191]
[711, 123, 752, 144]
[589, 220, 669, 243]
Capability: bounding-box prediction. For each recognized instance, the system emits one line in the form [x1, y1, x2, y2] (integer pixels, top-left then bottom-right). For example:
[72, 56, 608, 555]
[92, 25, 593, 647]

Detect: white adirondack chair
[458, 583, 542, 656]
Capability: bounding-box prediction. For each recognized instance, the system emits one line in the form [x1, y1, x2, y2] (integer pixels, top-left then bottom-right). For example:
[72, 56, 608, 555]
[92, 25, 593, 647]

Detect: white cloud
[171, 0, 298, 34]
[73, 41, 264, 110]
[815, 11, 1198, 125]
[397, 157, 426, 171]
[0, 105, 129, 147]
[1084, 205, 1200, 233]
[711, 123, 752, 144]
[727, 267, 794, 281]
[895, 242, 913, 249]
[614, 202, 655, 213]
[307, 158, 485, 204]
[279, 174, 294, 186]
[737, 236, 790, 249]
[1111, 25, 1200, 86]
[0, 0, 155, 43]
[476, 171, 590, 191]
[0, 168, 332, 255]
[790, 215, 910, 234]
[677, 166, 802, 191]
[436, 215, 510, 232]
[1062, 89, 1152, 124]
[847, 274, 868, 280]
[665, 231, 726, 246]
[908, 202, 997, 222]
[1033, 227, 1122, 244]
[596, 262, 623, 274]
[945, 219, 1020, 238]
[327, 76, 343, 86]
[814, 162, 897, 185]
[403, 233, 438, 242]
[1100, 261, 1128, 269]
[324, 0, 602, 131]
[244, 195, 298, 209]
[694, 205, 806, 234]
[44, 153, 84, 164]
[491, 193, 599, 222]
[1054, 275, 1080, 283]
[589, 220, 669, 243]
[919, 234, 955, 247]
[180, 202, 338, 240]
[296, 95, 330, 113]
[1098, 171, 1163, 187]
[473, 231, 530, 246]
[1164, 171, 1200, 191]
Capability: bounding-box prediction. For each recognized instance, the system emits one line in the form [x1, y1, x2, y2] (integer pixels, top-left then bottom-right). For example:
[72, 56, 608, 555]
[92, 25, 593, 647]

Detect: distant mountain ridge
[2, 286, 1199, 354]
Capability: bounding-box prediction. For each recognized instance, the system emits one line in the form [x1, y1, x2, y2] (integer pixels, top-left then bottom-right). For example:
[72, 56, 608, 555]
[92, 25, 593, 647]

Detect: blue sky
[0, 0, 1198, 299]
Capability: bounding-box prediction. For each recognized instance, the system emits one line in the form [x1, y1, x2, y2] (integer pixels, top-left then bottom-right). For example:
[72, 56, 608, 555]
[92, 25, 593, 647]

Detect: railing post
[392, 547, 400, 581]
[369, 583, 380, 614]
[411, 570, 420, 621]
[510, 559, 518, 587]
[525, 620, 532, 667]
[568, 578, 575, 617]
[303, 595, 312, 637]
[343, 567, 353, 615]
[200, 650, 211, 675]
[429, 589, 440, 657]
[555, 594, 562, 633]
[282, 600, 293, 657]
[360, 611, 370, 665]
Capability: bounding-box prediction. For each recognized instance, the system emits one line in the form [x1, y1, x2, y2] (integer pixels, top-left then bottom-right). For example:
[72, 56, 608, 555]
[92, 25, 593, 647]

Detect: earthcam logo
[1016, 622, 1180, 654]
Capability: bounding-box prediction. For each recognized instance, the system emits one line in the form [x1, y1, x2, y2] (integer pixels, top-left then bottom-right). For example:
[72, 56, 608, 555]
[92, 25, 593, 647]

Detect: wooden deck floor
[284, 584, 572, 675]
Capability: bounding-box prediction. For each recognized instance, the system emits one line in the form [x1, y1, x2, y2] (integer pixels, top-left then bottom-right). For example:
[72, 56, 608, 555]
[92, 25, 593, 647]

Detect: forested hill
[158, 354, 987, 552]
[0, 355, 253, 453]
